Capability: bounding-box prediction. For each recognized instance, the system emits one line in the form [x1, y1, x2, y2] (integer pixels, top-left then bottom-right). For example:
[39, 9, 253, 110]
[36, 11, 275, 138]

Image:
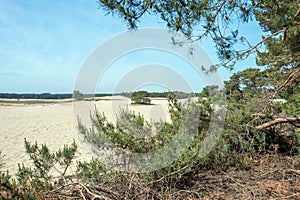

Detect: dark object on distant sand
[130, 91, 151, 105]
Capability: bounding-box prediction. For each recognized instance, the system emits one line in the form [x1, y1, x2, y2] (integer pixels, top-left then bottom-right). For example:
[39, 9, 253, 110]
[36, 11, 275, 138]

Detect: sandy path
[0, 97, 170, 174]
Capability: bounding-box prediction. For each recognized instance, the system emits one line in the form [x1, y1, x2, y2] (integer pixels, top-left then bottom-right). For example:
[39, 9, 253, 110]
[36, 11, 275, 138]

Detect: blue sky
[0, 0, 263, 93]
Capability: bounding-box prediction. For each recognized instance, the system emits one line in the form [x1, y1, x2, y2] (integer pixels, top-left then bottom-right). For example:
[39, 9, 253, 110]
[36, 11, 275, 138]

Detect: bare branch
[272, 66, 300, 99]
[241, 29, 285, 55]
[255, 117, 300, 130]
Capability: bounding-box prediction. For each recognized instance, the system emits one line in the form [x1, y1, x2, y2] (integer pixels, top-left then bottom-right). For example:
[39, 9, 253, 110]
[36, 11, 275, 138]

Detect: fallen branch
[255, 117, 300, 130]
[286, 169, 300, 176]
[79, 183, 111, 200]
[273, 193, 300, 200]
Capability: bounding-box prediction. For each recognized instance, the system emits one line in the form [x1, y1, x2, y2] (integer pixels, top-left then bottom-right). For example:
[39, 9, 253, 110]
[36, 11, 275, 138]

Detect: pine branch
[241, 29, 285, 55]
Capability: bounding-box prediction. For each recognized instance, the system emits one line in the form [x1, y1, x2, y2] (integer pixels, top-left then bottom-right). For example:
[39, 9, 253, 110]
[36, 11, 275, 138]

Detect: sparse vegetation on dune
[0, 86, 299, 199]
[1, 0, 300, 199]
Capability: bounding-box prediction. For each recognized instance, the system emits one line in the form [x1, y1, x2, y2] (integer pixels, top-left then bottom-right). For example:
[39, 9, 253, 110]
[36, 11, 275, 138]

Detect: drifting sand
[0, 97, 170, 174]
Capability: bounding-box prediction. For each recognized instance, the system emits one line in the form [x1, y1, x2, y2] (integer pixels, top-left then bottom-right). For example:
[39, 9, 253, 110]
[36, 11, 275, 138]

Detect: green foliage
[76, 158, 107, 182]
[223, 67, 299, 155]
[255, 0, 300, 68]
[23, 139, 77, 180]
[78, 94, 184, 155]
[98, 0, 256, 68]
[96, 0, 299, 157]
[78, 90, 236, 174]
[0, 140, 77, 199]
[98, 0, 300, 72]
[130, 90, 151, 105]
[75, 87, 267, 197]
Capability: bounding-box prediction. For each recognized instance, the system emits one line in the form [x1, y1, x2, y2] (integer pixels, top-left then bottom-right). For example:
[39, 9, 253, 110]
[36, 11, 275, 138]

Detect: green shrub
[130, 91, 151, 105]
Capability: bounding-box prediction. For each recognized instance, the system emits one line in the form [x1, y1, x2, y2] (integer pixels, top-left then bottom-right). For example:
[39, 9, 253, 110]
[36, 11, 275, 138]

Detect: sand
[0, 97, 170, 174]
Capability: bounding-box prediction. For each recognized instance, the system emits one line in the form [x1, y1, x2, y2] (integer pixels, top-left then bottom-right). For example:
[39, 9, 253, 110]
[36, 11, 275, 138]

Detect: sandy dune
[0, 97, 170, 174]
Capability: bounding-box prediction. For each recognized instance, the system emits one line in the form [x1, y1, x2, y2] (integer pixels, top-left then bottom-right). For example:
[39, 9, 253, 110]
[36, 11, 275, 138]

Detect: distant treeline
[118, 91, 198, 99]
[0, 93, 71, 99]
[0, 93, 112, 99]
[0, 91, 197, 99]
